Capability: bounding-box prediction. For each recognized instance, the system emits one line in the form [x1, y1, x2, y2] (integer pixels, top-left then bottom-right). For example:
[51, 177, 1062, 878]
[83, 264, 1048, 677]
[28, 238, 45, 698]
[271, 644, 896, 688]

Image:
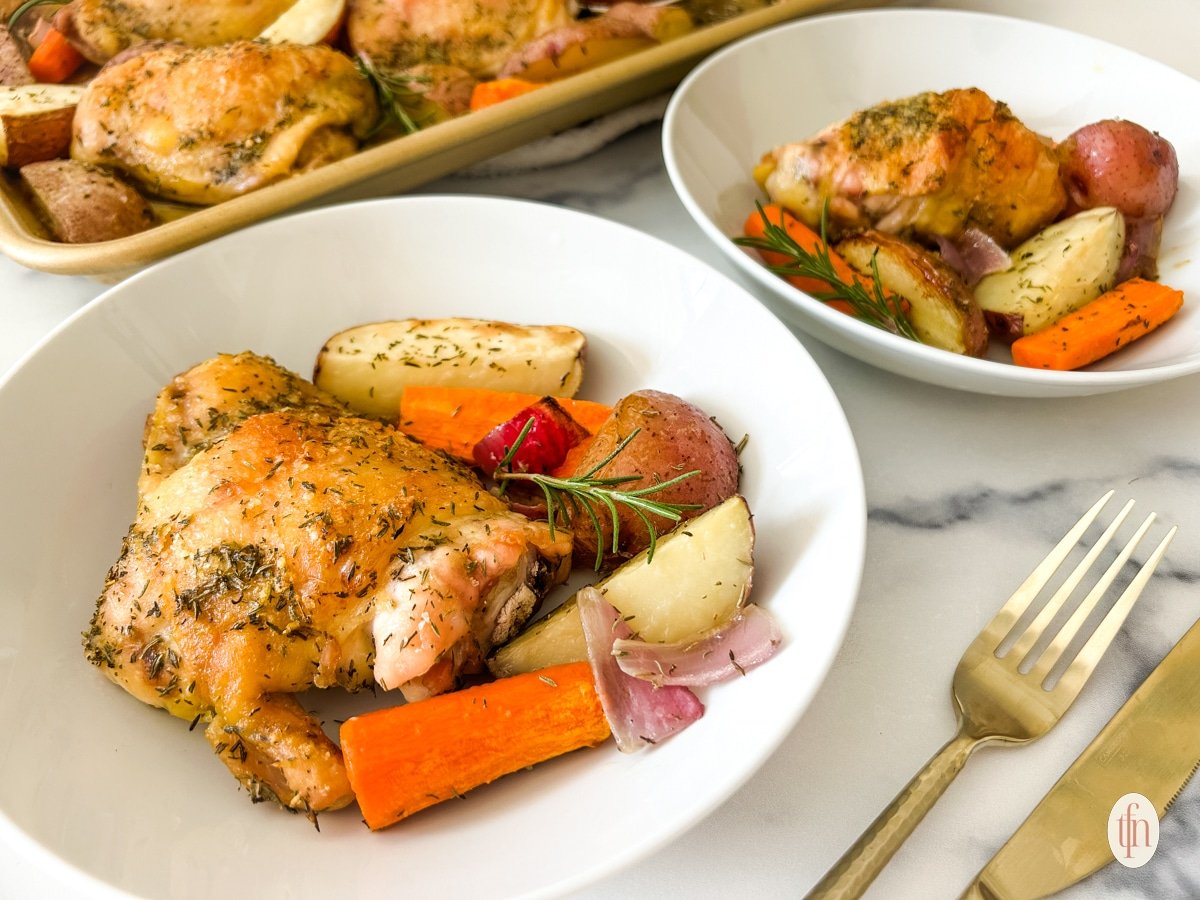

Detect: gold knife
[962, 614, 1200, 899]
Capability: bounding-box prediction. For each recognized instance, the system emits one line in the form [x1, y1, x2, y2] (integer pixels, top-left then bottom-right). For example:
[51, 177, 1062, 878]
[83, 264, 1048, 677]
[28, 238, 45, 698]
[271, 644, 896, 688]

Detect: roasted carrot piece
[340, 661, 610, 829]
[26, 27, 84, 84]
[553, 437, 595, 478]
[742, 204, 873, 315]
[469, 77, 547, 111]
[1011, 278, 1184, 371]
[399, 385, 611, 462]
[743, 204, 913, 322]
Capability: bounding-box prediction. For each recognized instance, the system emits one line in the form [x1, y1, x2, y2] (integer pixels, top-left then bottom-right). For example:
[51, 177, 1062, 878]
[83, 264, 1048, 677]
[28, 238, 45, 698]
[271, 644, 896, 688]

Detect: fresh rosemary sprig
[495, 418, 702, 570]
[734, 201, 920, 341]
[354, 57, 427, 137]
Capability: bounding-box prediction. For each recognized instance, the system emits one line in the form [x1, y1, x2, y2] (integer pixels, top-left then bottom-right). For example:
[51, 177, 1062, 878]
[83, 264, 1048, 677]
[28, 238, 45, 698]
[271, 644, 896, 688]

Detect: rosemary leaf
[354, 57, 427, 137]
[735, 201, 920, 341]
[495, 426, 702, 571]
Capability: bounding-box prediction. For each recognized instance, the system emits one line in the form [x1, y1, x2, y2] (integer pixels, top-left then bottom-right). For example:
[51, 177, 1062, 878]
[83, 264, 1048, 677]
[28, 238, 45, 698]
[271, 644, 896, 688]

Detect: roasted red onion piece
[612, 603, 781, 687]
[577, 586, 704, 752]
[472, 397, 589, 475]
[1116, 215, 1166, 282]
[934, 228, 1012, 286]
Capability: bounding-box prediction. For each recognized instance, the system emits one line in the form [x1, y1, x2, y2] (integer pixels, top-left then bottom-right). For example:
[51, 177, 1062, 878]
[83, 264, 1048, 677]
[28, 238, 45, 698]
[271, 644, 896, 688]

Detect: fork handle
[806, 731, 980, 899]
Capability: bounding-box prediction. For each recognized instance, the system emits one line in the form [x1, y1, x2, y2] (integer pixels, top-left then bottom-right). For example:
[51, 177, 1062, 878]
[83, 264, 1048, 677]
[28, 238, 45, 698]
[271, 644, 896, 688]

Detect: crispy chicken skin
[71, 42, 379, 205]
[139, 351, 349, 497]
[347, 0, 574, 78]
[85, 354, 571, 815]
[755, 88, 1067, 248]
[54, 0, 295, 63]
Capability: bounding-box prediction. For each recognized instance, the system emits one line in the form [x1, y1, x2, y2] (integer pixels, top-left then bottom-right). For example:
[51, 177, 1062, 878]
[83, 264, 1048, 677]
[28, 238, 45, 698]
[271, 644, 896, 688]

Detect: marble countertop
[3, 1, 1199, 897]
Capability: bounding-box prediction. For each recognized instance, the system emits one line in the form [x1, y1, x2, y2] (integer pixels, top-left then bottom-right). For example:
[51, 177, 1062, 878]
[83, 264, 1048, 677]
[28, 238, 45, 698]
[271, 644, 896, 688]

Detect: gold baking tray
[0, 0, 851, 279]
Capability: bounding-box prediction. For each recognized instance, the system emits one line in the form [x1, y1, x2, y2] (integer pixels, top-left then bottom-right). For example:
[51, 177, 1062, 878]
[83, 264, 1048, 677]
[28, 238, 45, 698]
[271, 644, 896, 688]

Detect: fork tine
[1006, 498, 1134, 661]
[1032, 517, 1174, 691]
[1027, 511, 1154, 681]
[985, 490, 1114, 647]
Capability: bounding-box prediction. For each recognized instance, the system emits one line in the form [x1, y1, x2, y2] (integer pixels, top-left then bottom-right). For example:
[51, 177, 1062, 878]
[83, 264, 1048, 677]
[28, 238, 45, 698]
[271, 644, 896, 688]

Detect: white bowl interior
[0, 196, 865, 898]
[664, 8, 1200, 396]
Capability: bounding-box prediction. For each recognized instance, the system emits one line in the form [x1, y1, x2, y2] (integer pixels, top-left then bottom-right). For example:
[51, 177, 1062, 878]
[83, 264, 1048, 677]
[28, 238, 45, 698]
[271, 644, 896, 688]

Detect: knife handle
[806, 730, 981, 899]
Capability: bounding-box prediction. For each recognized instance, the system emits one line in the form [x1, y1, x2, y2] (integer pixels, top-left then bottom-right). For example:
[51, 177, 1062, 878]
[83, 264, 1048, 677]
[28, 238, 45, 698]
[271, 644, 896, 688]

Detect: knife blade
[961, 613, 1200, 899]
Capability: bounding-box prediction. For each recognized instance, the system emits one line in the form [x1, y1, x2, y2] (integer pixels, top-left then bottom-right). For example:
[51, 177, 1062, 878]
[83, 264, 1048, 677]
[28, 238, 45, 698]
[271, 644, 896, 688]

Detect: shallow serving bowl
[663, 8, 1200, 397]
[0, 195, 865, 897]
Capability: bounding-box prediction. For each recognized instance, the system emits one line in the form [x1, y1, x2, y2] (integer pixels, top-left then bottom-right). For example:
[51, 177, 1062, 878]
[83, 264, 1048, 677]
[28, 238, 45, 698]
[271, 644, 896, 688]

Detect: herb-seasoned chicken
[347, 0, 574, 78]
[55, 0, 295, 63]
[85, 353, 571, 815]
[755, 88, 1067, 248]
[71, 42, 378, 205]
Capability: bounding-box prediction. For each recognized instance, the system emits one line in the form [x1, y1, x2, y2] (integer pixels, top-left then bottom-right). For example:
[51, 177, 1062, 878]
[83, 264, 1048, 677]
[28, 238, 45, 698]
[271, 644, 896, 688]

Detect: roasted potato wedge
[488, 494, 755, 677]
[498, 16, 655, 82]
[258, 0, 347, 44]
[569, 389, 740, 569]
[836, 230, 988, 356]
[0, 26, 32, 86]
[975, 206, 1125, 339]
[20, 159, 156, 243]
[0, 84, 84, 168]
[313, 318, 586, 419]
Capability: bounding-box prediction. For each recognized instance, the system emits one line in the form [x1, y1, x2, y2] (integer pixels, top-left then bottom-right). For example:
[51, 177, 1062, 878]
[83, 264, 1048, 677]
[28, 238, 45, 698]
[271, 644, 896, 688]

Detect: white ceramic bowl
[663, 9, 1200, 397]
[0, 196, 865, 898]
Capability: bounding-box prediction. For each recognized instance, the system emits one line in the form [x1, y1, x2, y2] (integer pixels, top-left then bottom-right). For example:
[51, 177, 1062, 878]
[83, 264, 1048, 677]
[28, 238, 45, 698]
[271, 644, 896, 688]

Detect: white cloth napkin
[463, 93, 670, 176]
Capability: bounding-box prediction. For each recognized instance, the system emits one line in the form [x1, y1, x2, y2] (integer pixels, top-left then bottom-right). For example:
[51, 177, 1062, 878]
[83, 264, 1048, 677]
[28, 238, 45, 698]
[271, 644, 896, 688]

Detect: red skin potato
[1057, 119, 1179, 280]
[1057, 119, 1179, 219]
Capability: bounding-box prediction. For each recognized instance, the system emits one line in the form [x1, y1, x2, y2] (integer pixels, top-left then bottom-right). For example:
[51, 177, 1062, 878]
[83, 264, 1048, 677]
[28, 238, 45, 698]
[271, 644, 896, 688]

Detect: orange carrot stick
[27, 27, 84, 84]
[340, 661, 610, 830]
[399, 385, 611, 462]
[469, 77, 547, 111]
[1011, 278, 1184, 371]
[742, 204, 871, 315]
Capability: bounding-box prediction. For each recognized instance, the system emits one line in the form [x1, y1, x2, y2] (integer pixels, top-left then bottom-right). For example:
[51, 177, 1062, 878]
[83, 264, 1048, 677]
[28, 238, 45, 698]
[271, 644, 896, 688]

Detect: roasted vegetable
[836, 230, 988, 356]
[0, 83, 82, 167]
[1010, 278, 1184, 371]
[399, 385, 610, 466]
[568, 389, 740, 568]
[1058, 119, 1179, 220]
[20, 159, 157, 243]
[314, 318, 587, 418]
[975, 207, 1126, 340]
[341, 661, 609, 830]
[488, 494, 755, 677]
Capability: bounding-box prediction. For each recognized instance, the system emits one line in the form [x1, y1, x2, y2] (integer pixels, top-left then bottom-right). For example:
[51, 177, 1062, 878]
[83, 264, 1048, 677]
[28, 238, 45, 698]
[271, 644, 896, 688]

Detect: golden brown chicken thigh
[138, 351, 349, 496]
[55, 0, 295, 63]
[85, 354, 571, 814]
[347, 0, 575, 77]
[755, 88, 1066, 248]
[71, 42, 378, 205]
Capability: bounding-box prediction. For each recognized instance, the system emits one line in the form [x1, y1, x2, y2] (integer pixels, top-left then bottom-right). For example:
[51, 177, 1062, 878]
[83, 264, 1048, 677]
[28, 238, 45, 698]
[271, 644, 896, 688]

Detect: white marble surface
[3, 1, 1199, 897]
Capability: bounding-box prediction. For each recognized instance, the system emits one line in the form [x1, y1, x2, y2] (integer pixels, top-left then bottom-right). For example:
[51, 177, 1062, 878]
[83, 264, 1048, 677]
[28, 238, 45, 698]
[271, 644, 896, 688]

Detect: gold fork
[807, 491, 1176, 899]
